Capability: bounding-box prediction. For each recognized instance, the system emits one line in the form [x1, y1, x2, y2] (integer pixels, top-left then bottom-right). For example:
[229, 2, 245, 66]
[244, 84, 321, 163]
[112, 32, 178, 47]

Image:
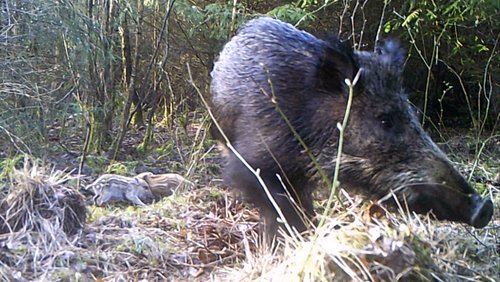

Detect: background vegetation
[0, 0, 498, 163]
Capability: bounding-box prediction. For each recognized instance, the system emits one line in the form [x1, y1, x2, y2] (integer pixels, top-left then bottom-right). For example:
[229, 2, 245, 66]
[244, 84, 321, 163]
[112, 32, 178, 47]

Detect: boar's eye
[379, 114, 394, 130]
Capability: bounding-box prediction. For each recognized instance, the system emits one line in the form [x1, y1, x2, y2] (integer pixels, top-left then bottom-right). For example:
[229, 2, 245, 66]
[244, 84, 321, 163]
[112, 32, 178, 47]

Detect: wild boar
[210, 17, 493, 235]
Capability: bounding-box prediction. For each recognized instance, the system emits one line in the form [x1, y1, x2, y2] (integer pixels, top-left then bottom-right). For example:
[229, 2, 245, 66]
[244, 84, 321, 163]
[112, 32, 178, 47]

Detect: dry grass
[0, 157, 498, 281]
[0, 159, 260, 281]
[0, 159, 86, 281]
[222, 189, 499, 281]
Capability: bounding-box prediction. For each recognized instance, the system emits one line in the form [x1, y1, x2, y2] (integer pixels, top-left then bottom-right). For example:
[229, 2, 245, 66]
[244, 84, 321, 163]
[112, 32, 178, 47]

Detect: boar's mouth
[383, 183, 493, 228]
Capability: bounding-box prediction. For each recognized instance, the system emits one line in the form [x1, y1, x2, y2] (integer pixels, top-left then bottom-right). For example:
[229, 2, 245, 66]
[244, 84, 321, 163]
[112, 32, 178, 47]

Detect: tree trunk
[113, 0, 144, 160]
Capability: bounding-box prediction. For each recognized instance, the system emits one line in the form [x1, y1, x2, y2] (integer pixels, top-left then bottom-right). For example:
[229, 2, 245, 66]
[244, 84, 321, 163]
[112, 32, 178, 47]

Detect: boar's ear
[376, 40, 406, 68]
[317, 41, 357, 91]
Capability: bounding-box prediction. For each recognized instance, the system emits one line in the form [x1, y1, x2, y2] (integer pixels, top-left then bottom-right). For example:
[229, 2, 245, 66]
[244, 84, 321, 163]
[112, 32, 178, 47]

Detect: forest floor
[0, 115, 498, 281]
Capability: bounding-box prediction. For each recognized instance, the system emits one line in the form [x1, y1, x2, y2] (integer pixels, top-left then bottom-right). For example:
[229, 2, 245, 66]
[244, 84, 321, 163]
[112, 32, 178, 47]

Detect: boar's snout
[399, 166, 494, 228]
[400, 183, 493, 228]
[469, 194, 493, 228]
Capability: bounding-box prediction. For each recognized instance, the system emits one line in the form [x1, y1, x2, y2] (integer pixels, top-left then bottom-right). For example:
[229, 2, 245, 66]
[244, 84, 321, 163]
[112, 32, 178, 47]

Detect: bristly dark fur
[210, 17, 493, 236]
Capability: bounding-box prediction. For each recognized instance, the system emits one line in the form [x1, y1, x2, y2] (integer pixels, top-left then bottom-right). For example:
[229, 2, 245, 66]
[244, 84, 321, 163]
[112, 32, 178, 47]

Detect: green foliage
[85, 155, 109, 174]
[83, 157, 139, 175]
[267, 4, 315, 24]
[174, 0, 321, 48]
[473, 183, 488, 195]
[207, 187, 224, 200]
[136, 142, 147, 155]
[382, 0, 498, 129]
[385, 0, 499, 59]
[0, 155, 26, 179]
[154, 142, 174, 158]
[175, 0, 250, 42]
[297, 0, 320, 8]
[105, 162, 132, 175]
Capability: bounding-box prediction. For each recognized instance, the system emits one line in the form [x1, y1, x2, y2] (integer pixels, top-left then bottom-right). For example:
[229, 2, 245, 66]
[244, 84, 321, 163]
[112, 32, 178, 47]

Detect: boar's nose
[469, 194, 494, 228]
